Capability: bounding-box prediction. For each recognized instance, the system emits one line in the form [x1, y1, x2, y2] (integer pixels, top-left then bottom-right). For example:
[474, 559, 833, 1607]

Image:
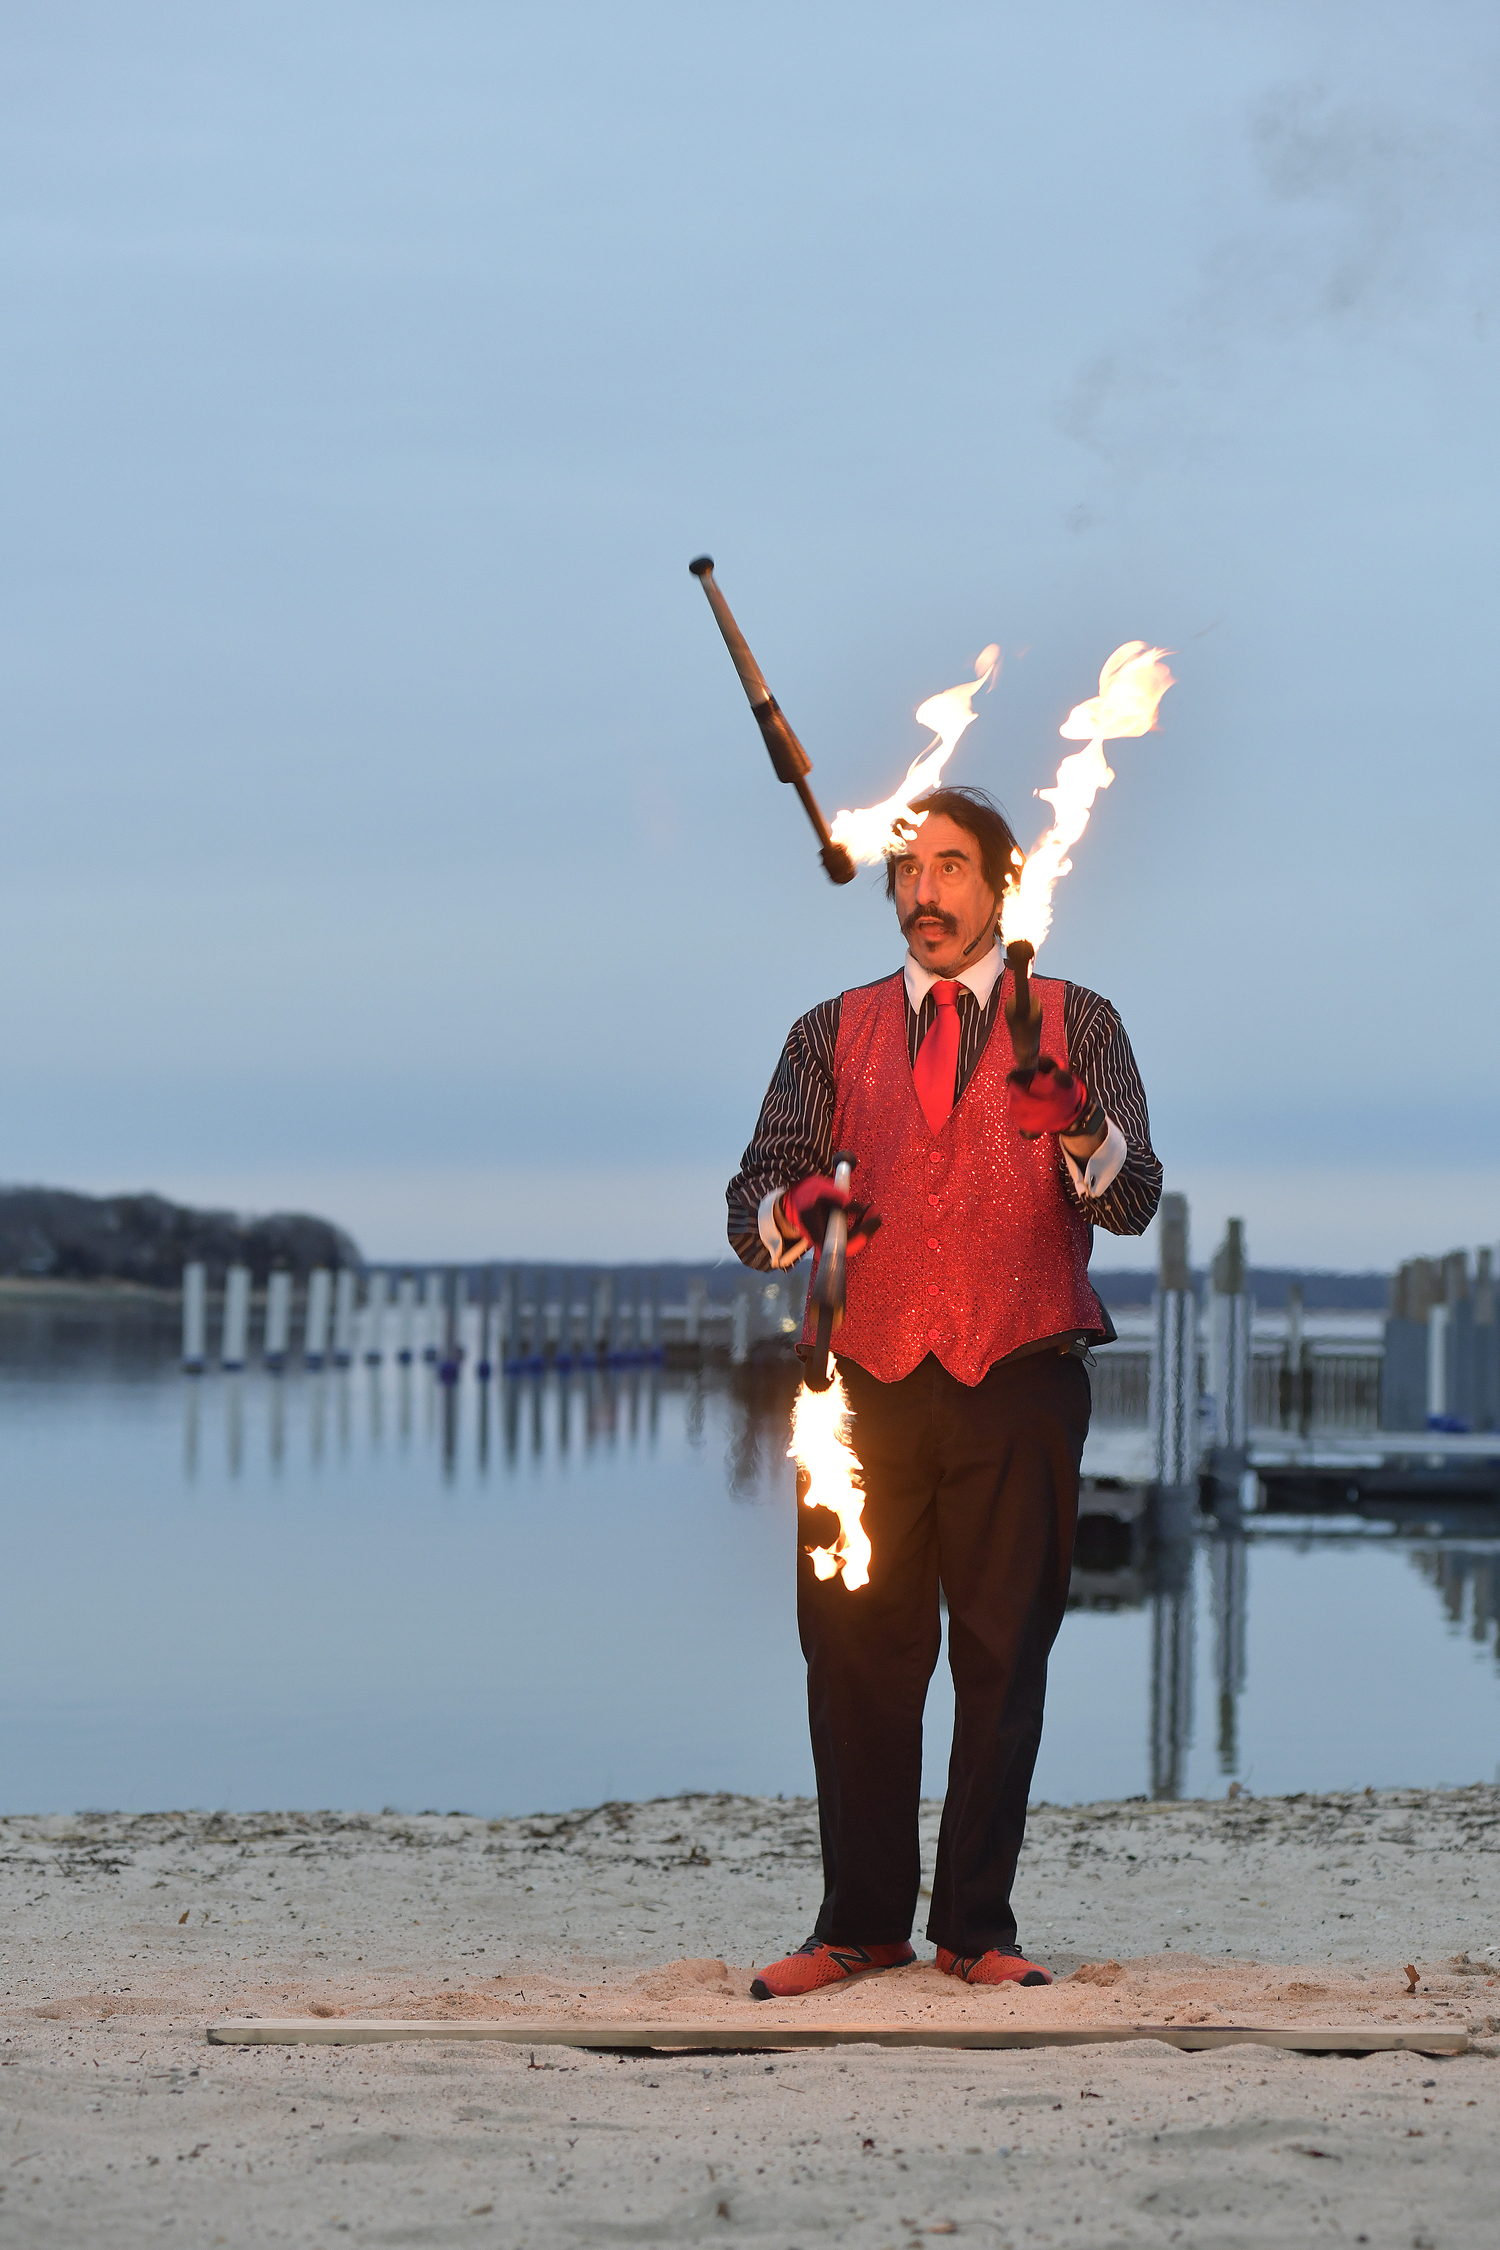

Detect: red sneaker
[936, 1947, 1053, 1987]
[750, 1939, 916, 2001]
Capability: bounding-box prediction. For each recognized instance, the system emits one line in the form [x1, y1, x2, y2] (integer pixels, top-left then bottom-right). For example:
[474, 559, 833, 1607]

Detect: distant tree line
[1093, 1266, 1390, 1311]
[0, 1187, 360, 1288]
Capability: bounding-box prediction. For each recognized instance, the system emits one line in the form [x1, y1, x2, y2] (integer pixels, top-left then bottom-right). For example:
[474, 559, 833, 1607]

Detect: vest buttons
[929, 1327, 942, 1342]
[927, 1283, 940, 1296]
[927, 1237, 940, 1250]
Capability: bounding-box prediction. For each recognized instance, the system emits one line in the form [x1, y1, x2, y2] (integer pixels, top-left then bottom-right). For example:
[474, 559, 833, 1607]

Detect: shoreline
[6, 1785, 1497, 2036]
[4, 1785, 1496, 2244]
[0, 1274, 179, 1305]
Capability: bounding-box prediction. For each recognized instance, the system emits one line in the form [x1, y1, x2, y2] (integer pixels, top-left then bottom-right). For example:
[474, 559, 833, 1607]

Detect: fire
[824, 638, 1171, 956]
[1001, 642, 1174, 956]
[1059, 640, 1175, 745]
[788, 1367, 870, 1590]
[785, 639, 1171, 1593]
[829, 646, 1000, 866]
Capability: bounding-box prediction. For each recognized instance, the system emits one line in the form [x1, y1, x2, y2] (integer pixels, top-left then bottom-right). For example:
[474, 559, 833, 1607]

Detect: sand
[2, 1785, 1497, 2244]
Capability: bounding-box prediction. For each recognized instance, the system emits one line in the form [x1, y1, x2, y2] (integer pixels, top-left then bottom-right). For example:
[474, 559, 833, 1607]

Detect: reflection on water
[1151, 1534, 1196, 1801]
[1211, 1533, 1249, 1777]
[1143, 1518, 1500, 1800]
[176, 1349, 786, 1501]
[2, 1289, 1499, 1814]
[1414, 1544, 1500, 1651]
[117, 1340, 1500, 1799]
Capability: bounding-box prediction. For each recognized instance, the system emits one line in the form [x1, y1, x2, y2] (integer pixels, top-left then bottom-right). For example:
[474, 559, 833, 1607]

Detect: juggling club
[689, 556, 857, 885]
[803, 1150, 857, 1393]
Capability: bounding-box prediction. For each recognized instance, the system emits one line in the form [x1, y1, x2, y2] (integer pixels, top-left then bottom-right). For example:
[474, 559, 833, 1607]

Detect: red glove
[782, 1175, 881, 1256]
[1006, 1055, 1090, 1137]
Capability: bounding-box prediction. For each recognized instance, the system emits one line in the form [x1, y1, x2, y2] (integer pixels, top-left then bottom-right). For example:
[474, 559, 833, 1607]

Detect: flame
[1002, 642, 1173, 956]
[829, 645, 1000, 866]
[788, 1366, 870, 1590]
[1058, 640, 1174, 744]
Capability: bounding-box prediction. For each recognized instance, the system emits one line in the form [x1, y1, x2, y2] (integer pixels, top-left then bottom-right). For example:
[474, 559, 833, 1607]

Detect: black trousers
[799, 1349, 1089, 1957]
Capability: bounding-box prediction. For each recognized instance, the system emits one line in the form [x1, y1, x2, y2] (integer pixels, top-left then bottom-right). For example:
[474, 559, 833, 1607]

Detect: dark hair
[882, 785, 1023, 905]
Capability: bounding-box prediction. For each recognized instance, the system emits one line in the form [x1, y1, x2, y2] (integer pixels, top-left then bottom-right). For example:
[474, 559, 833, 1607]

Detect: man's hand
[780, 1174, 882, 1256]
[1006, 1055, 1090, 1138]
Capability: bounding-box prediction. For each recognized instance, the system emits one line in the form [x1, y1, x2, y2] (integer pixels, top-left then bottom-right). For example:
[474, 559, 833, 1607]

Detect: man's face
[889, 812, 999, 975]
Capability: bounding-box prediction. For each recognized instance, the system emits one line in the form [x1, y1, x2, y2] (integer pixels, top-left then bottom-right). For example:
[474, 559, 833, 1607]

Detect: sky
[1, 0, 1496, 1271]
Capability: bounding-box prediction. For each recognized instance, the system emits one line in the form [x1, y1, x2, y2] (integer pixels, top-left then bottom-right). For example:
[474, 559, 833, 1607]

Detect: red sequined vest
[804, 966, 1105, 1386]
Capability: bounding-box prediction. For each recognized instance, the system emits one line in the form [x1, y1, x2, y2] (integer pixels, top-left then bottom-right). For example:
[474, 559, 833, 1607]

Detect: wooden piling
[363, 1271, 388, 1366]
[422, 1270, 443, 1362]
[1207, 1218, 1251, 1460]
[437, 1268, 464, 1384]
[1149, 1193, 1196, 1488]
[221, 1265, 250, 1372]
[1285, 1281, 1316, 1436]
[263, 1269, 292, 1372]
[396, 1273, 417, 1364]
[332, 1269, 355, 1369]
[303, 1268, 332, 1369]
[181, 1262, 207, 1373]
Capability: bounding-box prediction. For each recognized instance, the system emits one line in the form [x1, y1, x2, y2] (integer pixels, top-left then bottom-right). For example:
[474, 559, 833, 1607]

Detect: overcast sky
[2, 1, 1496, 1271]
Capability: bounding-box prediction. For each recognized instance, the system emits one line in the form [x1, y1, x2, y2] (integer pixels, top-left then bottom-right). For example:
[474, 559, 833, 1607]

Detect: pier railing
[1092, 1326, 1385, 1436]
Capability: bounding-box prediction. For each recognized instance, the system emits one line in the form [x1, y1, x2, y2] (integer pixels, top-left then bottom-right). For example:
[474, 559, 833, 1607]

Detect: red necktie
[913, 980, 963, 1132]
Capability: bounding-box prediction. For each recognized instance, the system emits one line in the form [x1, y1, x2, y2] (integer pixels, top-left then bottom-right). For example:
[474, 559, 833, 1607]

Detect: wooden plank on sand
[206, 2018, 1468, 2056]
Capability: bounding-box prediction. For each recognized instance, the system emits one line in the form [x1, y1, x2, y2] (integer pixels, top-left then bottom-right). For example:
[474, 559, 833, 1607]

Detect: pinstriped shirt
[726, 962, 1162, 1271]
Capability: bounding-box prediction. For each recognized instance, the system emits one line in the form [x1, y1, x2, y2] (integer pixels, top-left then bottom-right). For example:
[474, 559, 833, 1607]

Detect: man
[726, 785, 1161, 1999]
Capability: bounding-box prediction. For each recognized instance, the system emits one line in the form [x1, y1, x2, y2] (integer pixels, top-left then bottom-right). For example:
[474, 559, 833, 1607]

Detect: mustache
[901, 905, 959, 937]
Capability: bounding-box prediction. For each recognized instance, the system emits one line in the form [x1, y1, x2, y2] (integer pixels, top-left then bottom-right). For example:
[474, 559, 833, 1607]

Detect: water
[2, 1293, 1498, 1816]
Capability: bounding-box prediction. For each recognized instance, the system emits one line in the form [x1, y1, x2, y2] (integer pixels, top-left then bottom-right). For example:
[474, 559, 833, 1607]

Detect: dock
[171, 1192, 1500, 1512]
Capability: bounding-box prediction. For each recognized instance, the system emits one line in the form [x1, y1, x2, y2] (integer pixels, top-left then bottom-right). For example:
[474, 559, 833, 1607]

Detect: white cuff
[757, 1188, 809, 1269]
[1063, 1116, 1127, 1200]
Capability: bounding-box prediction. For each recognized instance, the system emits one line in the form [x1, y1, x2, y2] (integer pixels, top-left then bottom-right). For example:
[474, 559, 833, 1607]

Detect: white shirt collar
[903, 935, 1003, 1013]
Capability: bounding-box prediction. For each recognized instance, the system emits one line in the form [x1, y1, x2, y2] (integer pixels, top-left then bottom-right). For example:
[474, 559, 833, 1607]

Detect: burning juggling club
[689, 556, 857, 885]
[1003, 939, 1042, 1074]
[803, 1151, 858, 1393]
[1003, 938, 1048, 1142]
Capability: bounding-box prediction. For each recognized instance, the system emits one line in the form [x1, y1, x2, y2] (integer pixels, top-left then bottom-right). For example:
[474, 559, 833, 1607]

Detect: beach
[2, 1784, 1497, 2244]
